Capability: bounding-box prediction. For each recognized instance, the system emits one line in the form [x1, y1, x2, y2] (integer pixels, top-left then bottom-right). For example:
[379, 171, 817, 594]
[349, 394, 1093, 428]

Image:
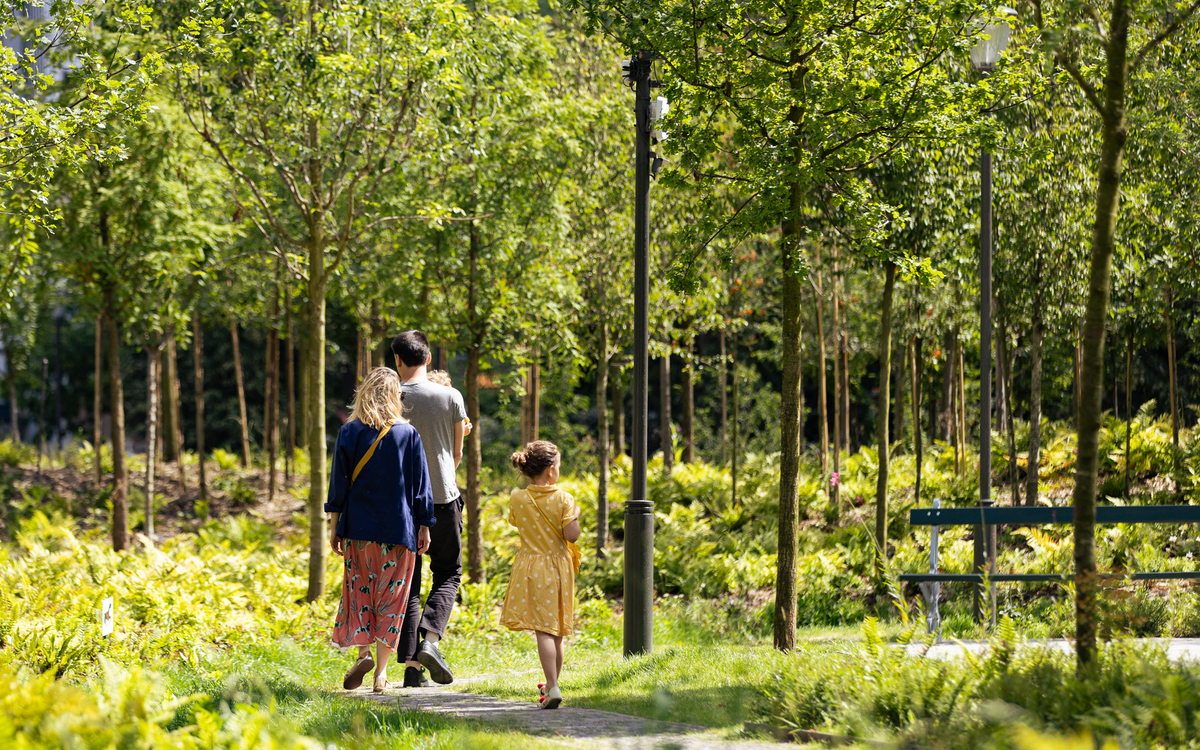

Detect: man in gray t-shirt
[391, 330, 466, 687]
[400, 380, 467, 505]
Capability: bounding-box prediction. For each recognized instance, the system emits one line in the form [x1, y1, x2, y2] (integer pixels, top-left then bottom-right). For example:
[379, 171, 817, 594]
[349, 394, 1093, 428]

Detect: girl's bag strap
[352, 424, 391, 484]
[531, 493, 568, 546]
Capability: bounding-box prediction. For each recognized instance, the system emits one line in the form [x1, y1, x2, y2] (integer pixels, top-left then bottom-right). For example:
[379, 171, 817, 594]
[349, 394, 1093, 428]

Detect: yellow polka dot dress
[501, 484, 580, 637]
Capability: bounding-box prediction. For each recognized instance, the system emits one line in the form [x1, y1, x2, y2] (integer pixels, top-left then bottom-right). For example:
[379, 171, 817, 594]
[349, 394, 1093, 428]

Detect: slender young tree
[874, 263, 897, 578]
[1031, 0, 1200, 668]
[175, 0, 469, 600]
[93, 315, 103, 483]
[193, 308, 208, 506]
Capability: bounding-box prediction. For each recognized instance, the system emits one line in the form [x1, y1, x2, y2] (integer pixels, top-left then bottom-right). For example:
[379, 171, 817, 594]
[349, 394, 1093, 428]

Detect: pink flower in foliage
[830, 472, 840, 487]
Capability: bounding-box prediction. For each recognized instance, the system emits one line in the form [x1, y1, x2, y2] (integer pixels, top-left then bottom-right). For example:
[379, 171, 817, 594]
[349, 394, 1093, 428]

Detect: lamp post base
[623, 499, 654, 656]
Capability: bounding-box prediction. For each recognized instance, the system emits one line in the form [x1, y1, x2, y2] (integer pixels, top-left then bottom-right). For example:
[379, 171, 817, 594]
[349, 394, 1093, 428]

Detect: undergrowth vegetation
[765, 619, 1200, 749]
[4, 415, 1200, 746]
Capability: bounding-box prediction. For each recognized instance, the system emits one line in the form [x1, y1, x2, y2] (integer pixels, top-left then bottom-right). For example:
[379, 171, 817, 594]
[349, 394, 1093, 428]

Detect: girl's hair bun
[512, 441, 560, 478]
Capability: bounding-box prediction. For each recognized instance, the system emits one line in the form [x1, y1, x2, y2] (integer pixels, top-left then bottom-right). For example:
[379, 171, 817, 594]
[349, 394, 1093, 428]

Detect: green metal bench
[899, 501, 1200, 634]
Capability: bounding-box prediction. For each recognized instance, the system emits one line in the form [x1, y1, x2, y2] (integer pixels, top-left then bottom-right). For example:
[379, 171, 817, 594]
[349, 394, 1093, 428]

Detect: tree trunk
[660, 332, 673, 473]
[305, 257, 332, 604]
[831, 246, 843, 519]
[732, 333, 740, 507]
[155, 368, 163, 463]
[369, 299, 385, 368]
[162, 338, 179, 463]
[912, 337, 923, 506]
[596, 321, 609, 559]
[941, 329, 954, 443]
[297, 321, 309, 451]
[521, 355, 530, 446]
[465, 220, 485, 584]
[521, 350, 540, 446]
[1111, 343, 1119, 420]
[874, 263, 897, 579]
[356, 321, 367, 384]
[950, 334, 961, 475]
[4, 329, 18, 444]
[774, 183, 804, 653]
[893, 329, 907, 445]
[958, 333, 968, 476]
[1167, 295, 1180, 492]
[1080, 338, 1089, 427]
[719, 328, 728, 465]
[170, 336, 187, 489]
[1125, 327, 1132, 500]
[1073, 0, 1130, 668]
[1027, 302, 1044, 506]
[813, 261, 829, 480]
[999, 316, 1018, 505]
[105, 303, 129, 552]
[682, 337, 695, 463]
[305, 249, 329, 602]
[285, 288, 295, 485]
[840, 334, 850, 449]
[231, 322, 251, 468]
[193, 310, 207, 505]
[93, 315, 103, 483]
[613, 365, 625, 458]
[531, 354, 540, 441]
[145, 345, 159, 538]
[466, 345, 484, 583]
[265, 319, 279, 504]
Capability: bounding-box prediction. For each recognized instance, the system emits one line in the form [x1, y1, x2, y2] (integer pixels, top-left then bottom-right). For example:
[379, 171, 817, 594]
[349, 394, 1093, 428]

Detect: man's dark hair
[391, 330, 431, 368]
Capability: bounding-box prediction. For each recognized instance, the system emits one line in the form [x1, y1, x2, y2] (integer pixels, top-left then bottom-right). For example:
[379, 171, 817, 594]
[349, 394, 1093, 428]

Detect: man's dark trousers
[399, 497, 463, 662]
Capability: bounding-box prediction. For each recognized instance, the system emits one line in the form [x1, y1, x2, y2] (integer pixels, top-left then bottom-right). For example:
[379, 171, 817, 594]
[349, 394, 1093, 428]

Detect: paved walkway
[354, 685, 782, 750]
[907, 637, 1200, 661]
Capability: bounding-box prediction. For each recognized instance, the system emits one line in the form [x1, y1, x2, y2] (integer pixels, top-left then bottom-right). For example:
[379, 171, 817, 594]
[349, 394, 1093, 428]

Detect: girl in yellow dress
[501, 440, 581, 709]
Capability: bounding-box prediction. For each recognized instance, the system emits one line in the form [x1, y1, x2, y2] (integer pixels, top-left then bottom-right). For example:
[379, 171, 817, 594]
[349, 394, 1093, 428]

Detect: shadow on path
[350, 685, 782, 750]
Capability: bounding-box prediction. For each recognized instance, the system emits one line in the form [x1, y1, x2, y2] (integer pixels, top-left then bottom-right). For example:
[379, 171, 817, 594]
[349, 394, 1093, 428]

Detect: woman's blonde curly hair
[349, 367, 408, 429]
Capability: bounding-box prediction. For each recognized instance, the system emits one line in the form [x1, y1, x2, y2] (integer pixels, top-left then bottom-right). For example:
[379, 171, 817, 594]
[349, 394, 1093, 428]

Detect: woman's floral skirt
[332, 540, 416, 650]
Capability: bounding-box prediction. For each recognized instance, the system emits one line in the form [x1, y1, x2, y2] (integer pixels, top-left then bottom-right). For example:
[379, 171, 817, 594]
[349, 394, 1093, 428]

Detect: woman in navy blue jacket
[326, 367, 435, 693]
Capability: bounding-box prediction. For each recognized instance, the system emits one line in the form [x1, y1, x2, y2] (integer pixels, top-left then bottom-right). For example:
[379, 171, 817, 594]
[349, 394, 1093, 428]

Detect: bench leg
[922, 500, 941, 638]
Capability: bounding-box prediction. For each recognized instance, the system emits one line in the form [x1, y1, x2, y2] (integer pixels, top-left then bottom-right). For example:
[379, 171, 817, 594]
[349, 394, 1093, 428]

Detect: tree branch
[1129, 0, 1200, 74]
[1056, 52, 1105, 114]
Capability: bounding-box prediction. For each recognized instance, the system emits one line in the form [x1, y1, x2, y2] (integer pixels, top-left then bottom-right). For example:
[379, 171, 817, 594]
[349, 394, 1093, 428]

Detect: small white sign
[101, 597, 113, 636]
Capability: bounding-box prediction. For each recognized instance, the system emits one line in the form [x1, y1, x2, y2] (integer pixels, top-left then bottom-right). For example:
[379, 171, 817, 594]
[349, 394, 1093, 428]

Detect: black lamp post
[621, 51, 666, 656]
[970, 8, 1014, 625]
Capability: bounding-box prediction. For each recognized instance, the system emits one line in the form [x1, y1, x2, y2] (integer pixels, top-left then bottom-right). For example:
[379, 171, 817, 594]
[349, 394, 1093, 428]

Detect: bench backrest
[909, 505, 1200, 526]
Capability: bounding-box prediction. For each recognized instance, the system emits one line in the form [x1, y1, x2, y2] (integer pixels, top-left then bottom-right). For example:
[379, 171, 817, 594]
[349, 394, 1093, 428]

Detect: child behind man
[427, 370, 472, 435]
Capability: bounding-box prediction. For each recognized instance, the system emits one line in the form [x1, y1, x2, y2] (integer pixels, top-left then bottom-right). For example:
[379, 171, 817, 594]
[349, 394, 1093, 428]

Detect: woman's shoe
[373, 674, 390, 694]
[540, 686, 562, 709]
[343, 657, 375, 690]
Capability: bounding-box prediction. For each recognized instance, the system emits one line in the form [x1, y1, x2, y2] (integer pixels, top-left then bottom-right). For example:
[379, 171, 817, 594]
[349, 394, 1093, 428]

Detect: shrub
[0, 511, 333, 681]
[211, 448, 241, 471]
[764, 620, 1200, 749]
[0, 658, 320, 749]
[0, 439, 36, 467]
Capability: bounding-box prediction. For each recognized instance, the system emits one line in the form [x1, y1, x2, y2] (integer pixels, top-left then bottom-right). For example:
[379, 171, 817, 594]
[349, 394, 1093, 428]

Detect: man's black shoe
[403, 666, 430, 688]
[416, 640, 454, 684]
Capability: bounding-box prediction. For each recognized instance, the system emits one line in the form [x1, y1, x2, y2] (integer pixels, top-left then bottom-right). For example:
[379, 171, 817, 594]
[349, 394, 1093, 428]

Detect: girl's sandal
[538, 682, 547, 696]
[540, 686, 562, 710]
[373, 675, 390, 694]
[343, 657, 375, 691]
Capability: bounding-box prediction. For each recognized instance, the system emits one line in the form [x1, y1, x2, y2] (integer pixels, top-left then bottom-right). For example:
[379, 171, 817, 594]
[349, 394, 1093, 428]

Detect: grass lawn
[447, 620, 906, 731]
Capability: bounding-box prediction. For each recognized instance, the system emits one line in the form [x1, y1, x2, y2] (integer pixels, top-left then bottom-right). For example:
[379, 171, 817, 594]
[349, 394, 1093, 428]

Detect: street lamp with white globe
[970, 6, 1016, 626]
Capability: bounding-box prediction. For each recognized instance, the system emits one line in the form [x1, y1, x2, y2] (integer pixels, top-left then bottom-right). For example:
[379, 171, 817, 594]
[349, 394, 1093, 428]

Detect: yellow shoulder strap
[351, 424, 391, 484]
